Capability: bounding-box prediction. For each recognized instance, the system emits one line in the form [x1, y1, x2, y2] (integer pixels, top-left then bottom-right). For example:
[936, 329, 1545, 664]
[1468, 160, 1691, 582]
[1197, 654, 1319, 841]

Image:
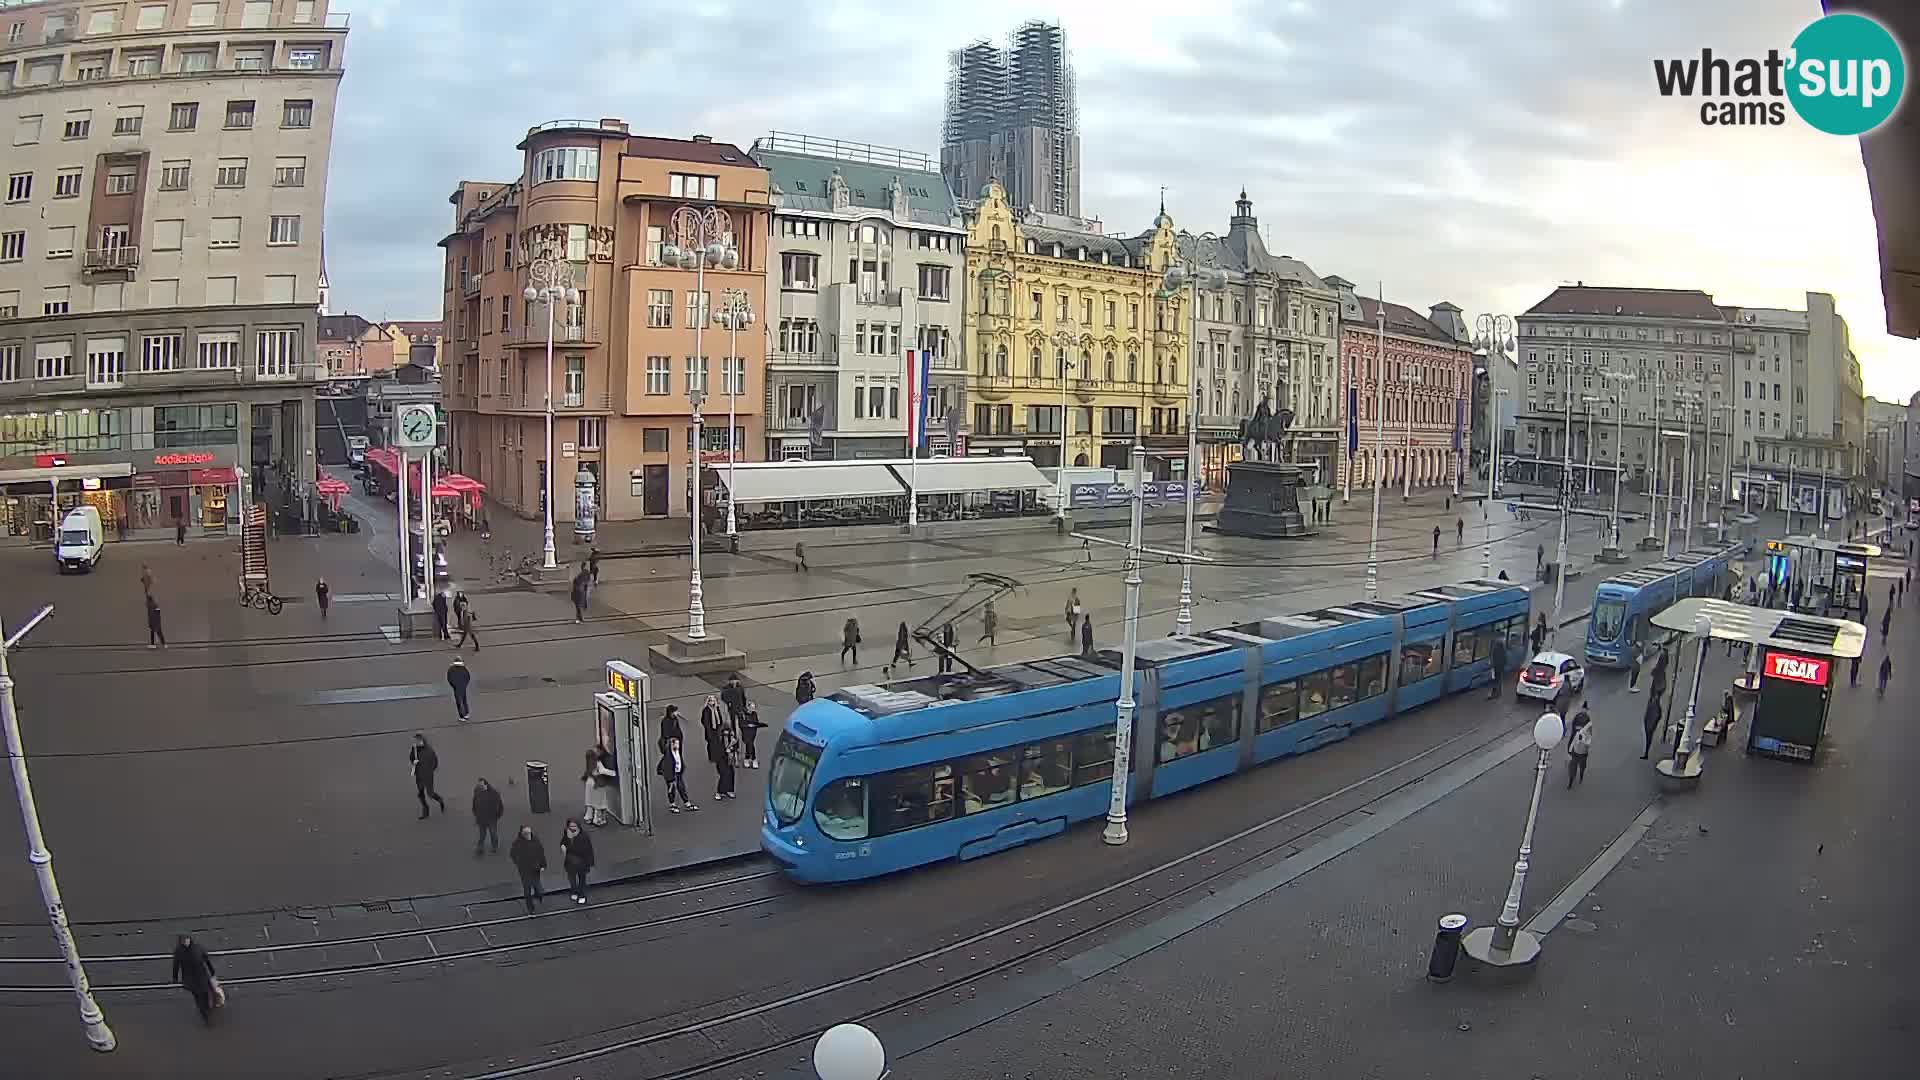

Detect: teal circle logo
[1786, 13, 1906, 135]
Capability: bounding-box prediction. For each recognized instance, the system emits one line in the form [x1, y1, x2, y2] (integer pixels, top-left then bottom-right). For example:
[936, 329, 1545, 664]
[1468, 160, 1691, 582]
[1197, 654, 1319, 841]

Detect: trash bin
[1428, 913, 1470, 982]
[526, 761, 550, 814]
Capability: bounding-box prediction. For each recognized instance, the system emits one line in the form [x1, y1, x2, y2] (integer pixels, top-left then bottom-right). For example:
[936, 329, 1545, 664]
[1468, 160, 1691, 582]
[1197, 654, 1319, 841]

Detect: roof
[622, 135, 759, 169]
[385, 320, 444, 340]
[1528, 651, 1577, 665]
[1027, 222, 1132, 260]
[318, 314, 372, 342]
[755, 144, 959, 226]
[1345, 294, 1464, 347]
[1524, 286, 1727, 322]
[1175, 230, 1330, 291]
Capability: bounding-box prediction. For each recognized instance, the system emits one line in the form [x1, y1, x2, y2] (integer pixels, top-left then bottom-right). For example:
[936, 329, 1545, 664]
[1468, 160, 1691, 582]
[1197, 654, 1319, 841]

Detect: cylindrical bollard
[1428, 913, 1470, 982]
[526, 761, 550, 814]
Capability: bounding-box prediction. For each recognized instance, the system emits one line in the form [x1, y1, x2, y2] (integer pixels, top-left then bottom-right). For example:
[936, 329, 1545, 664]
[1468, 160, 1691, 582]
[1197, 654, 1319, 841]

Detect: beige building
[441, 120, 770, 523]
[0, 0, 346, 538]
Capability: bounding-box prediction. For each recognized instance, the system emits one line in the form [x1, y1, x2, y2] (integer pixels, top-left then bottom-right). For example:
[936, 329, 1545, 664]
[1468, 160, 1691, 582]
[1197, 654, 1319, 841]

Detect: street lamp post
[715, 289, 754, 539]
[1366, 297, 1387, 599]
[1485, 386, 1508, 578]
[1402, 365, 1420, 501]
[1163, 240, 1226, 636]
[1648, 369, 1664, 546]
[813, 1023, 888, 1080]
[662, 206, 738, 641]
[1549, 357, 1573, 647]
[521, 250, 578, 572]
[1104, 444, 1148, 845]
[1655, 614, 1714, 785]
[1474, 312, 1512, 500]
[1461, 710, 1565, 968]
[1050, 324, 1080, 521]
[2, 606, 116, 1052]
[1605, 372, 1632, 551]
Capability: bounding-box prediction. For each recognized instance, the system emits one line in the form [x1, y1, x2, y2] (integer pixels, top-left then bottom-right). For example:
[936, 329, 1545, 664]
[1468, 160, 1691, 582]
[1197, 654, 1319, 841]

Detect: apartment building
[1722, 292, 1868, 516]
[751, 131, 966, 460]
[1327, 278, 1475, 491]
[0, 0, 345, 539]
[440, 120, 770, 523]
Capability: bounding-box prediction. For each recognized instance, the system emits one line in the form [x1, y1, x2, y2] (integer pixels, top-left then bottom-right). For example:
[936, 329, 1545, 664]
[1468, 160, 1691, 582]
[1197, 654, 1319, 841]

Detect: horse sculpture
[1237, 396, 1296, 463]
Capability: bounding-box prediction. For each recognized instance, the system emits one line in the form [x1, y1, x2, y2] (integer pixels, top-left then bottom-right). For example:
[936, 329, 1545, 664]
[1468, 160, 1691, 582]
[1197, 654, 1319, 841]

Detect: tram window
[1072, 728, 1116, 786]
[768, 733, 819, 826]
[1019, 739, 1074, 801]
[1158, 708, 1196, 762]
[959, 751, 1018, 814]
[813, 777, 869, 841]
[1200, 695, 1240, 749]
[1299, 671, 1330, 718]
[868, 763, 955, 836]
[1328, 664, 1357, 708]
[1505, 617, 1527, 655]
[1452, 628, 1479, 667]
[1358, 654, 1388, 698]
[1402, 638, 1444, 682]
[1258, 679, 1300, 731]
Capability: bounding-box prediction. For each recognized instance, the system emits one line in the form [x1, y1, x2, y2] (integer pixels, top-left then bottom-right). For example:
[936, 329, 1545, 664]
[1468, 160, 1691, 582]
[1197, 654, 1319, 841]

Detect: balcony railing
[561, 390, 583, 408]
[460, 272, 482, 298]
[83, 246, 139, 273]
[768, 350, 836, 366]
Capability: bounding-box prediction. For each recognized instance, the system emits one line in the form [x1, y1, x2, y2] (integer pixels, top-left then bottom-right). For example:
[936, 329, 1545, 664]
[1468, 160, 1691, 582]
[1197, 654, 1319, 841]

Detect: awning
[364, 447, 400, 474]
[190, 467, 239, 485]
[0, 463, 137, 485]
[441, 473, 485, 494]
[718, 462, 904, 504]
[896, 457, 1050, 495]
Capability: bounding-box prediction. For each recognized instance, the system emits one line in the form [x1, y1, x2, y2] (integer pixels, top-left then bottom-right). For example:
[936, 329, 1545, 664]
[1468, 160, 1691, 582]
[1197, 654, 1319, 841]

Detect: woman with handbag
[559, 817, 595, 905]
[701, 694, 737, 800]
[581, 747, 615, 827]
[171, 934, 220, 1026]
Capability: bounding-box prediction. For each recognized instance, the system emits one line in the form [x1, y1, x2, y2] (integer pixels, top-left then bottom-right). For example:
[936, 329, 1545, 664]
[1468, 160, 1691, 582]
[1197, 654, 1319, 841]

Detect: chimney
[691, 133, 713, 143]
[599, 118, 628, 133]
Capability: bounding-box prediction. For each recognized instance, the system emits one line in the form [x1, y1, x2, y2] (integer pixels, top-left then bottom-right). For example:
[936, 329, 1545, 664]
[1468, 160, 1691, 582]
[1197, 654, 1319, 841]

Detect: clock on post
[395, 404, 437, 450]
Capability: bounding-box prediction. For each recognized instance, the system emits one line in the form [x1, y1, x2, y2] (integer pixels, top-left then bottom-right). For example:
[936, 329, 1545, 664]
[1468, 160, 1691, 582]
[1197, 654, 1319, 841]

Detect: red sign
[1765, 651, 1830, 686]
[33, 454, 68, 468]
[153, 452, 217, 466]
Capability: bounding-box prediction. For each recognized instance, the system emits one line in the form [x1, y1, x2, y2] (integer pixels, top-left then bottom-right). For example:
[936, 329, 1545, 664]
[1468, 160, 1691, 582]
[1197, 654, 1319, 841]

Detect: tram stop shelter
[1772, 536, 1882, 617]
[1653, 598, 1865, 766]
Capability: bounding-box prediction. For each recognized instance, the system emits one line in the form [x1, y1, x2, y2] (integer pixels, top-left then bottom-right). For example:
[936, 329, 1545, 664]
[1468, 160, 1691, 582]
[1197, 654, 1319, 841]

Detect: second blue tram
[1584, 544, 1740, 668]
[762, 579, 1530, 884]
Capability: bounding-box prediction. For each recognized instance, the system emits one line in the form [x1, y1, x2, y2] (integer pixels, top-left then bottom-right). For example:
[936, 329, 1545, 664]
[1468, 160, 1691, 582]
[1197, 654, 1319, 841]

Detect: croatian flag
[1347, 387, 1359, 454]
[906, 348, 931, 451]
[1452, 397, 1463, 452]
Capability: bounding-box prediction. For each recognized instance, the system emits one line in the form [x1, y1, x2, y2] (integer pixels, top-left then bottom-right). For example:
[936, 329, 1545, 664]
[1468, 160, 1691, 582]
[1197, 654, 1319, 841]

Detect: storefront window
[154, 403, 239, 448]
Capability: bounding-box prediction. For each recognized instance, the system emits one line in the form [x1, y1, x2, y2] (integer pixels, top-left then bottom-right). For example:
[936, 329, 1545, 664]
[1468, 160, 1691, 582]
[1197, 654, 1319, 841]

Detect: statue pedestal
[1210, 460, 1314, 539]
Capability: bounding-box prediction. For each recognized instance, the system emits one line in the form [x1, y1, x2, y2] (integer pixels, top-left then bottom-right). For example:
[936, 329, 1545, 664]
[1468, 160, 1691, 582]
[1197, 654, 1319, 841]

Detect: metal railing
[82, 246, 138, 271]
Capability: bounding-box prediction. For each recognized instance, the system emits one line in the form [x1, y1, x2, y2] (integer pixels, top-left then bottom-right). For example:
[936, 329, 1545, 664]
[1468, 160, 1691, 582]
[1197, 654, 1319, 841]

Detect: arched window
[991, 224, 1001, 241]
[1081, 350, 1092, 380]
[995, 346, 1008, 376]
[1127, 352, 1138, 383]
[1056, 347, 1067, 377]
[1104, 351, 1115, 382]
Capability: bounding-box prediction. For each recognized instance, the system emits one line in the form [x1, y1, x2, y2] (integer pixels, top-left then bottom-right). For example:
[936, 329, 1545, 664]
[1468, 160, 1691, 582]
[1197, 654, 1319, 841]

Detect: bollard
[526, 761, 550, 814]
[1428, 913, 1470, 982]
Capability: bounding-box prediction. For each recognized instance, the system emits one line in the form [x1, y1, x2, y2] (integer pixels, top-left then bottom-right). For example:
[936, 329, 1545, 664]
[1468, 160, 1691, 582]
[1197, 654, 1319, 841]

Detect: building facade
[1329, 280, 1475, 492]
[1722, 292, 1866, 515]
[961, 180, 1183, 471]
[751, 132, 966, 460]
[940, 20, 1079, 218]
[0, 0, 344, 540]
[440, 121, 770, 523]
[1867, 396, 1907, 499]
[1514, 286, 1733, 508]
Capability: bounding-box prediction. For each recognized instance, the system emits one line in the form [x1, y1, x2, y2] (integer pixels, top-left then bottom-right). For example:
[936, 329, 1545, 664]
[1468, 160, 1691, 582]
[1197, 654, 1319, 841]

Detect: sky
[323, 0, 1918, 403]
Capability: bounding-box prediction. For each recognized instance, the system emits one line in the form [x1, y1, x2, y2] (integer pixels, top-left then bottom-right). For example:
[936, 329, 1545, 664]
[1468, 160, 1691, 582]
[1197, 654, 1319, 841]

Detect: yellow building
[962, 182, 1187, 471]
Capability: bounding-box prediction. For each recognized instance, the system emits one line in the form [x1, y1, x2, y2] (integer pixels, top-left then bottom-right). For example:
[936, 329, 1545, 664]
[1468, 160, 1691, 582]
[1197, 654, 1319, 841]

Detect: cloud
[320, 0, 1916, 399]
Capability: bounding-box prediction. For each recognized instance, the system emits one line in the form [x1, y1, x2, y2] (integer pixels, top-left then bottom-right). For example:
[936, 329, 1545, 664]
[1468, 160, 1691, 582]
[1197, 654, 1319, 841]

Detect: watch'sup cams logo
[1653, 12, 1906, 135]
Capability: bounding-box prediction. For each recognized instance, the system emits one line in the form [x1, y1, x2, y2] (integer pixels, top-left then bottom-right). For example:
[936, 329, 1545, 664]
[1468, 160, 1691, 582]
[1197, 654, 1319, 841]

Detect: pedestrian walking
[315, 577, 330, 618]
[1851, 653, 1863, 686]
[471, 778, 504, 855]
[1529, 614, 1547, 655]
[721, 673, 747, 729]
[657, 701, 685, 754]
[455, 601, 480, 650]
[1432, 525, 1441, 556]
[1878, 652, 1892, 695]
[1881, 607, 1891, 641]
[1066, 589, 1084, 643]
[171, 935, 221, 1026]
[794, 540, 809, 572]
[570, 572, 589, 623]
[738, 700, 763, 768]
[940, 622, 957, 673]
[560, 817, 595, 904]
[581, 747, 614, 826]
[140, 563, 155, 596]
[840, 616, 861, 665]
[588, 547, 601, 587]
[1080, 613, 1094, 657]
[175, 517, 187, 545]
[1628, 642, 1644, 692]
[509, 825, 546, 914]
[1537, 543, 1545, 570]
[432, 589, 451, 641]
[1488, 634, 1508, 699]
[980, 599, 998, 645]
[794, 671, 816, 704]
[447, 656, 472, 721]
[888, 621, 912, 673]
[1456, 517, 1464, 543]
[1641, 689, 1663, 759]
[146, 594, 166, 648]
[658, 734, 694, 811]
[409, 733, 446, 818]
[1566, 702, 1592, 788]
[702, 694, 737, 800]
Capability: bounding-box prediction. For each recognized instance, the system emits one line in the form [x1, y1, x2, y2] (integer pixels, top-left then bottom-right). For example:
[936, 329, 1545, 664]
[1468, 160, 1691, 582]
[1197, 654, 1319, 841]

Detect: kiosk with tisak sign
[596, 661, 653, 832]
[1751, 649, 1839, 762]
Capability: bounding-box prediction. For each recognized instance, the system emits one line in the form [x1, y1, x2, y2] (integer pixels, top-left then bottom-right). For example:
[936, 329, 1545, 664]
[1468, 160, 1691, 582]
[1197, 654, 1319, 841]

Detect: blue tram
[761, 579, 1531, 884]
[1584, 544, 1741, 668]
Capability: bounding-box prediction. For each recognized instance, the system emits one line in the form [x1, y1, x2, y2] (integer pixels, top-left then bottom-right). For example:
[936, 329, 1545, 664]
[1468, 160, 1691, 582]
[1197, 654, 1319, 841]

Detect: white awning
[0, 463, 136, 485]
[899, 457, 1051, 495]
[717, 462, 903, 504]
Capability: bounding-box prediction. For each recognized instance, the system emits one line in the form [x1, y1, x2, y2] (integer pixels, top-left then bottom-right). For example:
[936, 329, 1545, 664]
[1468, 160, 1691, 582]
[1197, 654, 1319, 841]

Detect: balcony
[82, 246, 139, 278]
[506, 323, 596, 348]
[461, 272, 482, 298]
[768, 351, 836, 368]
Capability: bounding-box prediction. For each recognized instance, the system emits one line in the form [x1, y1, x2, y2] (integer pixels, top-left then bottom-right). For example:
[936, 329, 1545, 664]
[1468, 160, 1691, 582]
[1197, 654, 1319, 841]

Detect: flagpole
[907, 348, 919, 529]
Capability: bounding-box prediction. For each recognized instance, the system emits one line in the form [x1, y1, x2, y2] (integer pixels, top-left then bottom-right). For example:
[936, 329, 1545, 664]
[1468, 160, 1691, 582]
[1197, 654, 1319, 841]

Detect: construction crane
[912, 572, 1021, 677]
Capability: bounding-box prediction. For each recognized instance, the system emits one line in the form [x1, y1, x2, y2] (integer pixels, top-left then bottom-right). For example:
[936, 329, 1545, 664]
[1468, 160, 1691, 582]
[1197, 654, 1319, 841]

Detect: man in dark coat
[570, 571, 590, 623]
[1488, 635, 1508, 699]
[146, 594, 166, 649]
[431, 589, 451, 641]
[447, 657, 473, 721]
[455, 601, 480, 650]
[409, 733, 446, 818]
[509, 826, 546, 914]
[720, 674, 747, 728]
[471, 779, 504, 856]
[1080, 614, 1095, 657]
[171, 935, 218, 1025]
[315, 578, 330, 618]
[1641, 687, 1664, 759]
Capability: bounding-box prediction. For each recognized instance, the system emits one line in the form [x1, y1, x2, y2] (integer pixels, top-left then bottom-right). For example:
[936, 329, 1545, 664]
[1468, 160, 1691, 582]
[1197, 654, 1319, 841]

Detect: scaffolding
[939, 21, 1078, 217]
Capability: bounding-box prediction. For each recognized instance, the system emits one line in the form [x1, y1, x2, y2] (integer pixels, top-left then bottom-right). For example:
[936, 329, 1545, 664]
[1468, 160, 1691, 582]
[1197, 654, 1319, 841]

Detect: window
[105, 165, 136, 195]
[179, 48, 214, 72]
[209, 217, 240, 248]
[917, 264, 950, 301]
[0, 231, 24, 261]
[780, 253, 818, 290]
[4, 172, 27, 203]
[36, 342, 74, 378]
[685, 290, 710, 326]
[1258, 679, 1301, 732]
[256, 329, 299, 377]
[152, 218, 184, 250]
[645, 355, 670, 395]
[86, 337, 126, 387]
[641, 426, 669, 452]
[167, 102, 199, 132]
[232, 47, 266, 72]
[268, 215, 301, 245]
[668, 173, 717, 200]
[126, 50, 161, 76]
[779, 318, 821, 355]
[14, 115, 42, 145]
[206, 275, 236, 304]
[1157, 694, 1241, 763]
[75, 56, 107, 80]
[137, 4, 168, 30]
[64, 111, 91, 139]
[812, 778, 868, 840]
[225, 101, 255, 129]
[563, 354, 584, 403]
[0, 344, 16, 381]
[53, 168, 83, 197]
[531, 146, 597, 183]
[577, 416, 605, 451]
[295, 0, 316, 22]
[140, 333, 182, 372]
[781, 217, 822, 238]
[47, 226, 75, 258]
[646, 289, 672, 328]
[956, 750, 1018, 815]
[286, 48, 322, 70]
[1401, 637, 1444, 684]
[242, 0, 273, 28]
[867, 763, 956, 836]
[0, 290, 15, 319]
[273, 156, 306, 187]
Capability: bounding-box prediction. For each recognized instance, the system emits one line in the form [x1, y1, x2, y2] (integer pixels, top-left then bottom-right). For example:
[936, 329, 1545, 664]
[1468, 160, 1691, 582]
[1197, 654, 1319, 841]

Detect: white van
[55, 505, 104, 573]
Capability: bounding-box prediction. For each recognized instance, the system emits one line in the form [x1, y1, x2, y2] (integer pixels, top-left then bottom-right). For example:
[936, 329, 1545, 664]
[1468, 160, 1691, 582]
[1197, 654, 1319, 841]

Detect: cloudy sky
[324, 0, 1917, 402]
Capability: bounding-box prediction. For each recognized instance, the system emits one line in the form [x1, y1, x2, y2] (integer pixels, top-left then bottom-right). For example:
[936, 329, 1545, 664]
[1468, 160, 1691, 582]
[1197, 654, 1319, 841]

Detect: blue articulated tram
[1584, 543, 1741, 668]
[762, 579, 1531, 883]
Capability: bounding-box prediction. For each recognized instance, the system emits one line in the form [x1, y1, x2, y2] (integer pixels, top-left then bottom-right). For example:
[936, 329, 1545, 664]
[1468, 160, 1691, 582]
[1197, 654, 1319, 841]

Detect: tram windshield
[1592, 598, 1627, 642]
[768, 733, 820, 826]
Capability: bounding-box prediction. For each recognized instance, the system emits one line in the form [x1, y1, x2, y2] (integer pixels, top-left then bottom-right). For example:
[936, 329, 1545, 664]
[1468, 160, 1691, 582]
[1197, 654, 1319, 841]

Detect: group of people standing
[655, 674, 764, 812]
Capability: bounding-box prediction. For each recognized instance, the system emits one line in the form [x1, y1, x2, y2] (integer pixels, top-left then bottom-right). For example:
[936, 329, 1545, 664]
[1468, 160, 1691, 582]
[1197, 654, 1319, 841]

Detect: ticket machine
[597, 660, 653, 832]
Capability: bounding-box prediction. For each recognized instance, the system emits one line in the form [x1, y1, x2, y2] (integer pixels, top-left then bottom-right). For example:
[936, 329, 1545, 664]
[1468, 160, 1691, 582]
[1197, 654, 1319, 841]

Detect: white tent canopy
[893, 457, 1049, 495]
[717, 462, 902, 504]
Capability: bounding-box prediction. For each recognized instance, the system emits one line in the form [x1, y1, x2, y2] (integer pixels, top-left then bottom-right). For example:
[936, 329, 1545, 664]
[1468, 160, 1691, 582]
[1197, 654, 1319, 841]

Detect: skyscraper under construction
[941, 20, 1081, 218]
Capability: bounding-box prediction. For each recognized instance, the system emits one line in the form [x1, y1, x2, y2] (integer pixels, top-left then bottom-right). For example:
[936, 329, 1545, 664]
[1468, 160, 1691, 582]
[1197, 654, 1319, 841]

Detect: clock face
[401, 407, 434, 444]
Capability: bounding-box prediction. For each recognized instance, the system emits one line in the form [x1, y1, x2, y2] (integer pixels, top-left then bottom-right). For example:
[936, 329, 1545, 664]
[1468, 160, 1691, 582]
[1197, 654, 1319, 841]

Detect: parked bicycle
[239, 580, 285, 615]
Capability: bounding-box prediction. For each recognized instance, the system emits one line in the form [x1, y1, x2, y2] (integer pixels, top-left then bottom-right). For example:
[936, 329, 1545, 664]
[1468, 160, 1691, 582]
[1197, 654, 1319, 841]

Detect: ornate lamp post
[661, 206, 737, 640]
[1162, 235, 1226, 636]
[1050, 321, 1081, 520]
[1366, 295, 1387, 599]
[1604, 371, 1634, 552]
[714, 289, 754, 539]
[521, 250, 577, 572]
[1485, 386, 1509, 578]
[1461, 710, 1566, 968]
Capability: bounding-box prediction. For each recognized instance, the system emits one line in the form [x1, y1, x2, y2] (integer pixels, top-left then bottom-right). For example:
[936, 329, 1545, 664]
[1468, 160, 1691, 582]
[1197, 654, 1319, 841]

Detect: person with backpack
[1566, 703, 1593, 788]
[794, 670, 816, 704]
[840, 616, 860, 666]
